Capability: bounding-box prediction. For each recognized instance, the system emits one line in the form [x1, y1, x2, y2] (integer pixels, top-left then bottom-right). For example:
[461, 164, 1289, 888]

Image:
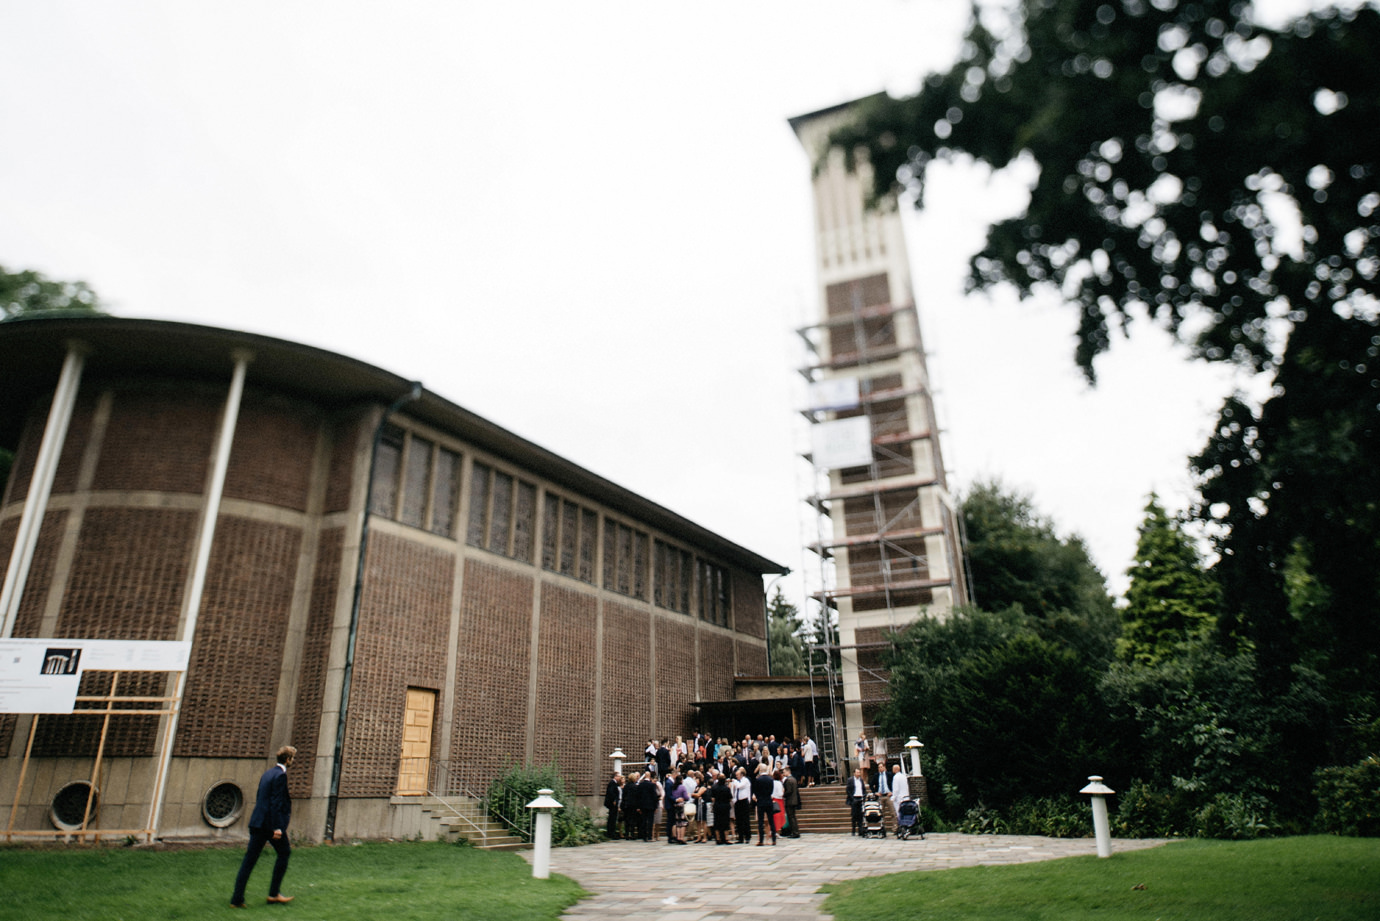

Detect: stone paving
[525, 832, 1172, 921]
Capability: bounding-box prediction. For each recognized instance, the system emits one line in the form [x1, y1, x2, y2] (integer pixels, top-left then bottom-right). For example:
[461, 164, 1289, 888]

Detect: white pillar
[1080, 775, 1115, 858]
[0, 342, 87, 637]
[526, 789, 562, 880]
[148, 349, 253, 838]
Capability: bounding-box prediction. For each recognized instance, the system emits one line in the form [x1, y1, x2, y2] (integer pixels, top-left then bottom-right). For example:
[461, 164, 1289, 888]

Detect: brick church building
[0, 316, 785, 841]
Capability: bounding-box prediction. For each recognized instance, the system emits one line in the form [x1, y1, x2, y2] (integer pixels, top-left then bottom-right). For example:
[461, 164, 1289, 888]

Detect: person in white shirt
[889, 763, 909, 817]
[731, 767, 753, 843]
[800, 736, 819, 787]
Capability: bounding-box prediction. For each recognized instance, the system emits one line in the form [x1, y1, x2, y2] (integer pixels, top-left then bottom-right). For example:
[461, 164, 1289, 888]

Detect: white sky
[4, 1, 1291, 615]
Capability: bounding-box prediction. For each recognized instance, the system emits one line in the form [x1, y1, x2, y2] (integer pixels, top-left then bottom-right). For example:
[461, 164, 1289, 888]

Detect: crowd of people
[600, 732, 915, 845]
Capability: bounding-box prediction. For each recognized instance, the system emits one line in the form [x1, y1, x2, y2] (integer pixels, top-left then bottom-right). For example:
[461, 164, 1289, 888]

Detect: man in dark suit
[750, 764, 777, 846]
[603, 772, 623, 839]
[231, 745, 296, 907]
[782, 765, 802, 838]
[845, 767, 867, 836]
[636, 771, 659, 841]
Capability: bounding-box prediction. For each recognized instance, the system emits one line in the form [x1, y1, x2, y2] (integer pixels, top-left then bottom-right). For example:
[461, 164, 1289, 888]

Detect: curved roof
[0, 316, 788, 575]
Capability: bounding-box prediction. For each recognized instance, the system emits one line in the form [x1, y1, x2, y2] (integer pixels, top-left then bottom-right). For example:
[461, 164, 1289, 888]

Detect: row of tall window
[371, 427, 461, 538]
[369, 429, 729, 622]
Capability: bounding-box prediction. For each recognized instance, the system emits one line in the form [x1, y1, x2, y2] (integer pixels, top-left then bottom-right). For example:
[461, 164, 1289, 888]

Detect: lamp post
[525, 788, 563, 879]
[904, 737, 924, 776]
[1079, 776, 1115, 858]
[610, 748, 626, 776]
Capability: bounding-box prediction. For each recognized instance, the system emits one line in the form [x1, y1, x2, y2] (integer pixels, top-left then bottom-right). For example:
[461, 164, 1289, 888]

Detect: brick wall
[323, 412, 366, 514]
[450, 558, 532, 787]
[855, 626, 892, 729]
[698, 629, 736, 705]
[174, 517, 303, 757]
[289, 526, 344, 799]
[33, 506, 196, 757]
[222, 394, 321, 512]
[655, 615, 697, 738]
[599, 601, 651, 765]
[730, 569, 766, 639]
[735, 638, 768, 677]
[340, 531, 454, 797]
[91, 385, 219, 494]
[0, 509, 67, 757]
[533, 582, 597, 794]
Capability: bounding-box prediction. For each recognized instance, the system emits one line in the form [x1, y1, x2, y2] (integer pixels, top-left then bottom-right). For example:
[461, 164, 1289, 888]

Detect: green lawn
[820, 836, 1379, 921]
[0, 840, 586, 921]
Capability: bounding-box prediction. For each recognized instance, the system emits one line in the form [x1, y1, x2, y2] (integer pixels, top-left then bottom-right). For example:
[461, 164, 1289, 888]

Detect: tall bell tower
[791, 97, 968, 772]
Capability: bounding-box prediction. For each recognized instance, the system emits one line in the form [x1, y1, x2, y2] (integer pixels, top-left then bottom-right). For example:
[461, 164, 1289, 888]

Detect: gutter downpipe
[324, 381, 422, 842]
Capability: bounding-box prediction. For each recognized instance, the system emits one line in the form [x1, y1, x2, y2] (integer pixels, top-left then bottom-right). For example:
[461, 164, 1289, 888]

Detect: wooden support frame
[4, 669, 181, 843]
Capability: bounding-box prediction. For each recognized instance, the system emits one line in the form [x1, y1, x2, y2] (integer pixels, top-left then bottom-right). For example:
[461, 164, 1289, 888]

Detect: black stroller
[861, 794, 886, 838]
[895, 799, 924, 840]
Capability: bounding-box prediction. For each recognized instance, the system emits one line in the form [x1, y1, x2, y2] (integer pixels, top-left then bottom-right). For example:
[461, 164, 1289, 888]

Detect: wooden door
[396, 688, 436, 796]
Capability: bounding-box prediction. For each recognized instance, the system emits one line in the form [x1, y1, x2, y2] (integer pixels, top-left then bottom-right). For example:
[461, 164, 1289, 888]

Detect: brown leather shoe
[266, 895, 294, 904]
[230, 903, 246, 909]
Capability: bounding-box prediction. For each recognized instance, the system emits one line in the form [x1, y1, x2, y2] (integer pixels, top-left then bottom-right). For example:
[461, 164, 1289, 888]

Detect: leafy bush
[1113, 781, 1193, 838]
[955, 802, 1009, 835]
[485, 761, 603, 847]
[1314, 754, 1380, 836]
[1001, 796, 1092, 838]
[1194, 792, 1275, 839]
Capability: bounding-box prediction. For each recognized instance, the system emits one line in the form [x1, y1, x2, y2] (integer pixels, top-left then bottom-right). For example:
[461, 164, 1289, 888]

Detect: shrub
[1313, 754, 1380, 836]
[1001, 796, 1092, 838]
[1113, 781, 1194, 838]
[1194, 792, 1275, 839]
[485, 761, 604, 847]
[955, 802, 1009, 835]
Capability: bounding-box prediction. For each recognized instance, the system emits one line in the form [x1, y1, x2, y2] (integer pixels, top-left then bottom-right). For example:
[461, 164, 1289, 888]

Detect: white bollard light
[610, 748, 626, 776]
[905, 736, 924, 777]
[1079, 775, 1116, 858]
[525, 788, 563, 879]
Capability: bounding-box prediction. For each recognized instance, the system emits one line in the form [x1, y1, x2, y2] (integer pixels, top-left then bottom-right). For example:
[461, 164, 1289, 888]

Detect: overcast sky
[6, 1, 1318, 615]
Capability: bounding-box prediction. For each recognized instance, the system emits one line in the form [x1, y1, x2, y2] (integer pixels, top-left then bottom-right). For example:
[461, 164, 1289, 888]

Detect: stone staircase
[418, 795, 528, 851]
[794, 783, 910, 835]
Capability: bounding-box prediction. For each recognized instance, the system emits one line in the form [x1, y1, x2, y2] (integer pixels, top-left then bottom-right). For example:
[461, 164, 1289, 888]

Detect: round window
[202, 781, 245, 828]
[50, 781, 99, 831]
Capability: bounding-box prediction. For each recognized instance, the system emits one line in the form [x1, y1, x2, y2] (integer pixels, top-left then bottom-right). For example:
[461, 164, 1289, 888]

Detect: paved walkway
[525, 832, 1171, 921]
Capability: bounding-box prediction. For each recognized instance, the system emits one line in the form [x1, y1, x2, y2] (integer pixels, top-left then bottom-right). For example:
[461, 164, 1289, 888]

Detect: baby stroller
[861, 794, 886, 838]
[896, 799, 923, 840]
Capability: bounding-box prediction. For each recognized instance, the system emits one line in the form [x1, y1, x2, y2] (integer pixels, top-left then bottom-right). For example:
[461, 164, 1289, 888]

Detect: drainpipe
[324, 381, 422, 842]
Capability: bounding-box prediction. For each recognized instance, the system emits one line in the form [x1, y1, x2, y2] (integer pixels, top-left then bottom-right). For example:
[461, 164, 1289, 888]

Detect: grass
[0, 839, 586, 921]
[820, 836, 1379, 921]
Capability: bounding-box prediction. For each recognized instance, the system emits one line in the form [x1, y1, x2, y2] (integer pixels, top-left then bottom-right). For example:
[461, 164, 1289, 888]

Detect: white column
[148, 349, 253, 837]
[1, 342, 87, 638]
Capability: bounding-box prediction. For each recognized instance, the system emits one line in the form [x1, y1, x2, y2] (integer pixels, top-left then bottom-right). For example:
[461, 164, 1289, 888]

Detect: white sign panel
[806, 378, 860, 412]
[812, 417, 874, 470]
[0, 638, 191, 714]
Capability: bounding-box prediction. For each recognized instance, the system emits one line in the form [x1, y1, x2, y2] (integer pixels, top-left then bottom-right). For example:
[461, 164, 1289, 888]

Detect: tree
[961, 479, 1115, 627]
[767, 589, 807, 676]
[1118, 493, 1220, 665]
[827, 1, 1379, 702]
[1, 264, 103, 321]
[0, 265, 105, 498]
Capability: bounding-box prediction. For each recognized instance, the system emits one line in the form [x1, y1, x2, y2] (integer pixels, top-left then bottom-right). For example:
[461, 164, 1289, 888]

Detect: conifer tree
[1118, 494, 1220, 665]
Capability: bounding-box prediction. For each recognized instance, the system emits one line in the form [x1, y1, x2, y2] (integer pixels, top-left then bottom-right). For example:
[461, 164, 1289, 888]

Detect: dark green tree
[827, 0, 1379, 704]
[1, 265, 103, 321]
[961, 479, 1116, 627]
[767, 589, 807, 676]
[1118, 493, 1220, 665]
[0, 265, 105, 497]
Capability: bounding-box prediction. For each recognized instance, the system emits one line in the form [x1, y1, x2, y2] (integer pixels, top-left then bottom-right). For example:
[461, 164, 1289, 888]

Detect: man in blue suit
[231, 745, 296, 907]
